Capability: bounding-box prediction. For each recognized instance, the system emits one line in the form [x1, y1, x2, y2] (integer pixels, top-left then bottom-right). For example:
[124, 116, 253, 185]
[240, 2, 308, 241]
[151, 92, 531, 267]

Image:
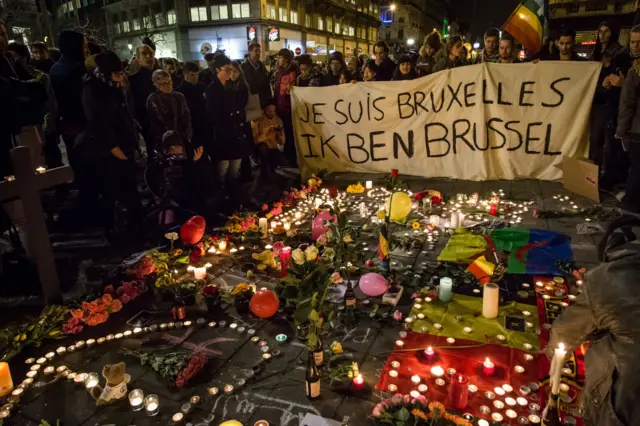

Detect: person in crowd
[242, 42, 274, 112]
[433, 35, 467, 72]
[532, 38, 556, 61]
[321, 51, 346, 86]
[497, 35, 520, 64]
[7, 42, 59, 169]
[273, 48, 297, 166]
[338, 69, 354, 84]
[417, 32, 442, 76]
[198, 52, 217, 88]
[230, 61, 254, 184]
[252, 97, 285, 180]
[296, 54, 322, 87]
[373, 41, 396, 81]
[142, 37, 156, 54]
[474, 28, 500, 64]
[128, 44, 158, 158]
[592, 21, 623, 63]
[205, 54, 252, 208]
[176, 61, 207, 155]
[548, 215, 640, 426]
[79, 51, 142, 236]
[163, 58, 182, 88]
[146, 69, 192, 158]
[48, 47, 61, 63]
[616, 24, 640, 212]
[392, 54, 417, 80]
[49, 30, 89, 171]
[30, 41, 55, 74]
[346, 56, 363, 81]
[363, 60, 378, 82]
[553, 27, 585, 61]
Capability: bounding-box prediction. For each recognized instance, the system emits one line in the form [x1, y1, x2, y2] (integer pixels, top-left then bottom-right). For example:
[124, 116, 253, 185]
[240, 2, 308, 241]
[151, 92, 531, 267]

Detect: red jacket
[274, 63, 297, 117]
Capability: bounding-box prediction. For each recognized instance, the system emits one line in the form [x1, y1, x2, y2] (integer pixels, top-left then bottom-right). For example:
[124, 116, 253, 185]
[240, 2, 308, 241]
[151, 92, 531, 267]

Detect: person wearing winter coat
[241, 43, 274, 111]
[472, 28, 500, 64]
[176, 61, 207, 153]
[392, 55, 417, 81]
[592, 21, 624, 64]
[296, 54, 322, 87]
[30, 41, 55, 74]
[80, 51, 142, 235]
[416, 32, 442, 77]
[273, 48, 297, 166]
[320, 51, 346, 86]
[128, 44, 158, 157]
[205, 54, 252, 206]
[433, 36, 468, 73]
[373, 41, 396, 81]
[549, 215, 640, 426]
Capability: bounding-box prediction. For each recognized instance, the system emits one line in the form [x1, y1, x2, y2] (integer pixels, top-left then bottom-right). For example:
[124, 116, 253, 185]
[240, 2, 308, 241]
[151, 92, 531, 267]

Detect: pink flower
[330, 272, 343, 284]
[403, 394, 412, 404]
[116, 286, 126, 297]
[317, 234, 328, 246]
[104, 285, 115, 295]
[414, 394, 428, 405]
[393, 310, 403, 321]
[262, 204, 269, 212]
[372, 405, 383, 418]
[240, 221, 248, 231]
[411, 292, 420, 299]
[119, 294, 131, 304]
[391, 394, 404, 405]
[272, 241, 285, 257]
[365, 259, 374, 268]
[246, 217, 256, 227]
[175, 378, 185, 388]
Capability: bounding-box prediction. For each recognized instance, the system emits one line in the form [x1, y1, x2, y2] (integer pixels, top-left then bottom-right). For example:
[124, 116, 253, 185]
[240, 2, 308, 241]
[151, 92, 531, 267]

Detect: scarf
[481, 49, 499, 63]
[94, 68, 125, 88]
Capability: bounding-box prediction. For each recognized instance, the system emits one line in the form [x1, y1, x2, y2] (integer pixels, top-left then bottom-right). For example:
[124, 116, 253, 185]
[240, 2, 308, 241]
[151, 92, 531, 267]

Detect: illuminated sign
[268, 27, 280, 42]
[247, 26, 257, 42]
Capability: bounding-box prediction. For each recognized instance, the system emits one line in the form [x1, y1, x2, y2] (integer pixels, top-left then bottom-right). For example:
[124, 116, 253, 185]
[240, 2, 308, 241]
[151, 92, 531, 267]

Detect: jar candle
[449, 374, 469, 410]
[129, 389, 144, 411]
[438, 277, 453, 303]
[0, 363, 14, 397]
[483, 358, 495, 376]
[411, 375, 421, 385]
[145, 394, 159, 416]
[85, 373, 99, 389]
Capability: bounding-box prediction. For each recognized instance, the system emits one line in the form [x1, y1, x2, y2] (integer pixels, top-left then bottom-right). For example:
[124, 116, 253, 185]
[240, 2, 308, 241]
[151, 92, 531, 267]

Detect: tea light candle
[493, 400, 504, 409]
[502, 384, 513, 393]
[218, 240, 227, 251]
[387, 384, 398, 392]
[283, 222, 291, 231]
[209, 322, 217, 328]
[491, 413, 503, 422]
[463, 326, 472, 334]
[514, 365, 525, 373]
[43, 366, 55, 375]
[106, 334, 115, 341]
[86, 339, 96, 347]
[529, 414, 541, 424]
[496, 334, 506, 342]
[56, 366, 67, 374]
[411, 375, 421, 385]
[446, 337, 455, 344]
[123, 330, 132, 337]
[172, 412, 184, 423]
[416, 313, 425, 320]
[56, 346, 66, 355]
[129, 389, 144, 411]
[433, 323, 442, 330]
[85, 373, 99, 389]
[517, 397, 528, 406]
[145, 394, 159, 416]
[409, 390, 420, 398]
[24, 358, 35, 364]
[115, 333, 123, 339]
[224, 384, 234, 394]
[270, 220, 277, 229]
[30, 365, 41, 372]
[445, 368, 456, 376]
[390, 361, 400, 368]
[208, 387, 219, 395]
[395, 340, 404, 347]
[430, 366, 444, 378]
[477, 420, 489, 426]
[505, 397, 516, 406]
[483, 358, 495, 376]
[418, 384, 428, 393]
[66, 372, 77, 381]
[36, 357, 47, 364]
[424, 346, 434, 357]
[388, 370, 398, 378]
[45, 352, 55, 360]
[493, 387, 505, 396]
[435, 378, 445, 386]
[262, 353, 272, 361]
[26, 371, 38, 379]
[505, 409, 517, 419]
[352, 374, 364, 390]
[36, 166, 46, 174]
[468, 384, 478, 393]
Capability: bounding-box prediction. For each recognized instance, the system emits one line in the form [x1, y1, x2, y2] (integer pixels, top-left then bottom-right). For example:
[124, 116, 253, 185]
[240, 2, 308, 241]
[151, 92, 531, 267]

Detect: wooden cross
[0, 146, 73, 304]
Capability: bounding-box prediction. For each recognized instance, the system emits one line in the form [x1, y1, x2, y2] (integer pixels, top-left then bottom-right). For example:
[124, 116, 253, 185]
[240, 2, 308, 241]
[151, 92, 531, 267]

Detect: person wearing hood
[128, 44, 158, 158]
[417, 32, 442, 76]
[79, 51, 142, 236]
[392, 55, 416, 81]
[320, 52, 345, 86]
[373, 41, 396, 81]
[296, 54, 321, 87]
[273, 48, 297, 166]
[50, 30, 89, 170]
[473, 28, 500, 64]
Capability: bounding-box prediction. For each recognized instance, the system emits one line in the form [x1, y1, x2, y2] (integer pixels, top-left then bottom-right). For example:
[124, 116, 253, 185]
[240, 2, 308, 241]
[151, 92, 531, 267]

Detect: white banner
[291, 62, 601, 181]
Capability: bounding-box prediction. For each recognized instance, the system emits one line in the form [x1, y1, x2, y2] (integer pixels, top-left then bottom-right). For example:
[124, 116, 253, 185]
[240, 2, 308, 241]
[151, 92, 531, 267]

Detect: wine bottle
[541, 394, 561, 426]
[313, 335, 324, 367]
[344, 282, 357, 307]
[305, 351, 321, 400]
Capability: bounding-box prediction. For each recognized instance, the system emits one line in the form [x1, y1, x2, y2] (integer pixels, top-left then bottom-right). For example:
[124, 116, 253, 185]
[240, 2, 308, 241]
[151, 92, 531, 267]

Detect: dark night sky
[450, 0, 522, 41]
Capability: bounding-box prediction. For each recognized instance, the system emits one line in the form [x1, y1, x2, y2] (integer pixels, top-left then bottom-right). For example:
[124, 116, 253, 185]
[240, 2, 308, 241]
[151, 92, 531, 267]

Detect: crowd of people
[3, 19, 640, 244]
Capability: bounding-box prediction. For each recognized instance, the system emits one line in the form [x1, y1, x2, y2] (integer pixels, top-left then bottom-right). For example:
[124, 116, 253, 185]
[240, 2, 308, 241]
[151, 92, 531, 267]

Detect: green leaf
[394, 407, 410, 421]
[175, 254, 190, 264]
[308, 309, 320, 322]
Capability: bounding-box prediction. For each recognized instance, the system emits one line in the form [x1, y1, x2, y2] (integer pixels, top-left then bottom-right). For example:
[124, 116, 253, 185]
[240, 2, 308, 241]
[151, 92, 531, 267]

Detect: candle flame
[485, 357, 490, 363]
[558, 343, 565, 352]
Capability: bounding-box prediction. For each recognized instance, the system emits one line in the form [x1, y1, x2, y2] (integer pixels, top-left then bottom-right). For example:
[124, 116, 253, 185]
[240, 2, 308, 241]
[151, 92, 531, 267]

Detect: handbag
[245, 93, 263, 122]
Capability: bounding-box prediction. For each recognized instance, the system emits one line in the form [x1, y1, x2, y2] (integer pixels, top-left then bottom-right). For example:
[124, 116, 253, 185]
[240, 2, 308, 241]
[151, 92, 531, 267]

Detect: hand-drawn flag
[503, 0, 544, 54]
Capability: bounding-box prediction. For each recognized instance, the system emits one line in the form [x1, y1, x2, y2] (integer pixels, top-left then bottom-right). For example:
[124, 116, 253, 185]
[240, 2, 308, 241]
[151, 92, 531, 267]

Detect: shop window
[290, 10, 298, 24]
[279, 7, 288, 22]
[232, 3, 250, 18]
[167, 9, 176, 24]
[211, 4, 229, 20]
[305, 14, 311, 27]
[349, 26, 355, 37]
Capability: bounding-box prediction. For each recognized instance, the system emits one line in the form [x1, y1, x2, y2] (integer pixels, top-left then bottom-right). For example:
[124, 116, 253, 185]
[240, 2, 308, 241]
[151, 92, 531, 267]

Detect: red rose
[431, 196, 441, 205]
[119, 294, 131, 304]
[390, 169, 399, 177]
[175, 378, 185, 388]
[189, 248, 202, 264]
[365, 259, 374, 268]
[328, 186, 338, 199]
[104, 285, 115, 295]
[203, 286, 219, 296]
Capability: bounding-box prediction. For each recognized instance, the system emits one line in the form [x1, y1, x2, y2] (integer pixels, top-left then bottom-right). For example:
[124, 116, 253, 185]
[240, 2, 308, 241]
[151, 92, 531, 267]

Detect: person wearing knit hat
[321, 51, 346, 86]
[95, 51, 123, 77]
[417, 31, 442, 76]
[392, 54, 416, 81]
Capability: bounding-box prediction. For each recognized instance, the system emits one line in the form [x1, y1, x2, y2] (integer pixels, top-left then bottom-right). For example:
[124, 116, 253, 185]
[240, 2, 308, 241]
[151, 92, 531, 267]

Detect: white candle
[295, 211, 302, 220]
[550, 343, 567, 395]
[283, 222, 291, 231]
[482, 283, 499, 319]
[411, 375, 421, 385]
[218, 240, 227, 251]
[270, 220, 277, 229]
[365, 180, 373, 189]
[193, 266, 207, 280]
[450, 211, 460, 229]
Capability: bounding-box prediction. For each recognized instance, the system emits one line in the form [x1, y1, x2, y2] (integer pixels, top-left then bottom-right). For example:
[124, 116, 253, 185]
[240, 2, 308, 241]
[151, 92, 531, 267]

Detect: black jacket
[241, 59, 274, 109]
[205, 77, 251, 160]
[376, 58, 397, 81]
[79, 74, 139, 160]
[128, 67, 155, 132]
[198, 68, 216, 89]
[176, 81, 207, 147]
[31, 58, 55, 74]
[320, 72, 340, 86]
[50, 30, 86, 136]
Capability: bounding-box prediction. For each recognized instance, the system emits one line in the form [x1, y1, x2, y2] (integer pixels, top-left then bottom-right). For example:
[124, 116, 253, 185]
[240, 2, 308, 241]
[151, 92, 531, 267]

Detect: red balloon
[180, 216, 206, 245]
[249, 290, 279, 318]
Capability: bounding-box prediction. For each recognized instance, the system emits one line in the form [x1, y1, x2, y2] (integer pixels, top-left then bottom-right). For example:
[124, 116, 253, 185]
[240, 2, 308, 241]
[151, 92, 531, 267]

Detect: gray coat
[549, 232, 640, 426]
[616, 60, 640, 139]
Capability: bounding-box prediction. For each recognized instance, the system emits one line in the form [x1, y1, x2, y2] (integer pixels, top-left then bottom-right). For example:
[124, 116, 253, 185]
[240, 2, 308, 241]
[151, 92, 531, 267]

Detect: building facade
[378, 0, 446, 51]
[75, 0, 382, 62]
[549, 0, 639, 54]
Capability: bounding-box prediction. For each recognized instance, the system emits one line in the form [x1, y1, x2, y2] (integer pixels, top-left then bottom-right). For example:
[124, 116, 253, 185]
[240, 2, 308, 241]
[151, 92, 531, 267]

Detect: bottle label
[306, 380, 320, 398]
[345, 298, 356, 307]
[314, 351, 323, 366]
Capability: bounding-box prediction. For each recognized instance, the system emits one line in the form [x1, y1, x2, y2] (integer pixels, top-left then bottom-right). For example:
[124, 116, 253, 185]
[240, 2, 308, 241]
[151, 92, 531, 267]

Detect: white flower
[292, 248, 306, 265]
[305, 245, 319, 262]
[165, 232, 179, 241]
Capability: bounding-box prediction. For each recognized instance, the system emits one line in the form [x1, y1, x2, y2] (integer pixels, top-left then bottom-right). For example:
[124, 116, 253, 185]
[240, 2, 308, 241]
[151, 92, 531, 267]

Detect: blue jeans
[217, 159, 242, 188]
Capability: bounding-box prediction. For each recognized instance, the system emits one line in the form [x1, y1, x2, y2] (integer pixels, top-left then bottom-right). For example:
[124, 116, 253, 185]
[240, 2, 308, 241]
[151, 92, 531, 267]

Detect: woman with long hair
[392, 55, 417, 81]
[433, 35, 467, 72]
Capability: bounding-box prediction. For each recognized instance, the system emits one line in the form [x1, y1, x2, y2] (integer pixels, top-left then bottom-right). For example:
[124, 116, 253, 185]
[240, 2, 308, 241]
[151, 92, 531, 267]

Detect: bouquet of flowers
[225, 213, 261, 235]
[202, 285, 220, 312]
[222, 283, 255, 314]
[373, 395, 472, 426]
[0, 306, 67, 361]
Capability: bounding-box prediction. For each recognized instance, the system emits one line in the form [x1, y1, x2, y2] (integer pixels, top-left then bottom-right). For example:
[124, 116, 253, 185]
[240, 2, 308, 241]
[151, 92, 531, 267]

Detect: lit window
[327, 17, 332, 32]
[75, 0, 80, 9]
[335, 22, 340, 34]
[211, 4, 228, 20]
[290, 10, 298, 24]
[133, 18, 141, 30]
[265, 4, 276, 19]
[167, 9, 176, 24]
[122, 21, 130, 32]
[232, 3, 250, 18]
[318, 16, 324, 30]
[155, 12, 165, 26]
[114, 23, 121, 34]
[305, 13, 310, 27]
[68, 1, 74, 11]
[349, 26, 354, 36]
[279, 7, 287, 22]
[190, 6, 207, 21]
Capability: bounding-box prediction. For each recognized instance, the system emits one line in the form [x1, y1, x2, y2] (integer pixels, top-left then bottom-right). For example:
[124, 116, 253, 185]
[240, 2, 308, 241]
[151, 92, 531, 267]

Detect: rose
[390, 169, 399, 177]
[304, 245, 319, 262]
[262, 204, 269, 212]
[330, 272, 343, 284]
[104, 285, 115, 295]
[365, 259, 374, 268]
[321, 247, 335, 261]
[403, 394, 412, 404]
[372, 404, 383, 418]
[119, 294, 131, 304]
[328, 186, 338, 199]
[203, 286, 219, 297]
[317, 233, 328, 246]
[189, 247, 203, 263]
[393, 310, 403, 321]
[413, 394, 428, 405]
[391, 394, 404, 405]
[110, 299, 123, 312]
[291, 248, 306, 265]
[102, 294, 113, 304]
[431, 196, 441, 205]
[271, 241, 285, 258]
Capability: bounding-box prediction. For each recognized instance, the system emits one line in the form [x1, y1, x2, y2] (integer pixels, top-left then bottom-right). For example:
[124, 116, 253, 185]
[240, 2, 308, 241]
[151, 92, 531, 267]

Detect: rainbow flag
[503, 0, 544, 54]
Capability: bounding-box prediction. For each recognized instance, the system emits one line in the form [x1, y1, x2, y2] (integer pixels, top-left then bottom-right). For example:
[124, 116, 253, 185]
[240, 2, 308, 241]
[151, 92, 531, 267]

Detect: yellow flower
[265, 213, 272, 219]
[343, 234, 353, 243]
[377, 210, 386, 220]
[346, 183, 365, 194]
[330, 341, 343, 354]
[308, 178, 317, 187]
[411, 409, 428, 421]
[173, 249, 183, 256]
[249, 225, 259, 232]
[13, 335, 19, 342]
[232, 283, 251, 295]
[20, 334, 27, 341]
[412, 221, 421, 230]
[48, 330, 60, 336]
[257, 264, 267, 271]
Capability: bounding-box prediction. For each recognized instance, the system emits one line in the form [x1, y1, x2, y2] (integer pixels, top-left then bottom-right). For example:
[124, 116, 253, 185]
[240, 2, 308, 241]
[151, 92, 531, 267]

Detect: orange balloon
[249, 290, 279, 318]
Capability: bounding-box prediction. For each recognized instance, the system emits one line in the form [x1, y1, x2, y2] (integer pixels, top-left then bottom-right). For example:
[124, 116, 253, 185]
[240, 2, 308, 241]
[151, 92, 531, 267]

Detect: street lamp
[407, 38, 415, 46]
[389, 3, 396, 11]
[473, 42, 480, 49]
[127, 43, 133, 51]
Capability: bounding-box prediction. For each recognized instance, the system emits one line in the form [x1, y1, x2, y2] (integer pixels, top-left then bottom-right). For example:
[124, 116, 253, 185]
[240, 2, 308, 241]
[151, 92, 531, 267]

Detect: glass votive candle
[502, 384, 513, 393]
[418, 384, 428, 393]
[172, 412, 184, 424]
[43, 366, 55, 375]
[45, 352, 55, 360]
[85, 373, 99, 389]
[36, 357, 47, 364]
[430, 366, 445, 378]
[26, 371, 38, 378]
[390, 361, 400, 369]
[56, 346, 66, 355]
[129, 389, 144, 411]
[388, 370, 398, 378]
[30, 364, 41, 371]
[145, 394, 159, 416]
[493, 387, 506, 396]
[505, 397, 516, 406]
[208, 387, 219, 396]
[493, 400, 504, 409]
[411, 375, 421, 385]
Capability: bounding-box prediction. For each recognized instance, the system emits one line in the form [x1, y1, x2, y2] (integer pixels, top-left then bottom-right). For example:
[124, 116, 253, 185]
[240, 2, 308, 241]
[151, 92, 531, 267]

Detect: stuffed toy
[90, 362, 130, 405]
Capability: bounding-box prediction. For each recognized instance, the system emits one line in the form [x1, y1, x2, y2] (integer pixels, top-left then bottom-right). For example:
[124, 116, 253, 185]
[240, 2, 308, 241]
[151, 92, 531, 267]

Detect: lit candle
[295, 211, 302, 220]
[483, 358, 495, 376]
[85, 373, 99, 389]
[56, 346, 66, 355]
[482, 283, 499, 319]
[494, 386, 505, 396]
[411, 375, 421, 385]
[390, 361, 400, 368]
[388, 370, 398, 378]
[424, 346, 434, 358]
[505, 397, 516, 406]
[192, 266, 207, 280]
[387, 384, 398, 392]
[259, 218, 268, 237]
[438, 277, 453, 303]
[129, 389, 144, 411]
[409, 390, 420, 398]
[550, 343, 567, 395]
[45, 352, 55, 360]
[449, 373, 469, 410]
[270, 220, 277, 229]
[283, 222, 291, 231]
[218, 240, 227, 251]
[280, 246, 292, 277]
[365, 180, 373, 189]
[43, 366, 55, 375]
[145, 394, 160, 416]
[395, 340, 404, 347]
[352, 374, 364, 390]
[172, 412, 184, 423]
[430, 365, 444, 378]
[36, 166, 46, 174]
[0, 363, 13, 397]
[450, 211, 460, 229]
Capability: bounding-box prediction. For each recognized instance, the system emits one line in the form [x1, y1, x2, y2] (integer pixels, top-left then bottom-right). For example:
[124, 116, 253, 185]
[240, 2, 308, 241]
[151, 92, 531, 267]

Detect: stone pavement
[2, 174, 614, 426]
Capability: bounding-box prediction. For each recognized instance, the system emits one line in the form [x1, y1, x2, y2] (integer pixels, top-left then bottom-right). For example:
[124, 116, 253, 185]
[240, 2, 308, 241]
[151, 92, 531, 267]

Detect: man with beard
[474, 28, 500, 64]
[497, 35, 519, 64]
[552, 28, 586, 61]
[128, 44, 157, 157]
[198, 52, 217, 88]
